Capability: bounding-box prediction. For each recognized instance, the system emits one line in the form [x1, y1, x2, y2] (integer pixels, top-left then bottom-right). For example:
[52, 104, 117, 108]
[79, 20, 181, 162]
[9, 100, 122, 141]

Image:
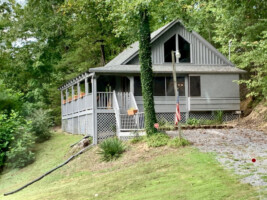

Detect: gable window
[189, 76, 201, 97]
[164, 35, 176, 62]
[164, 34, 191, 63]
[178, 35, 191, 63]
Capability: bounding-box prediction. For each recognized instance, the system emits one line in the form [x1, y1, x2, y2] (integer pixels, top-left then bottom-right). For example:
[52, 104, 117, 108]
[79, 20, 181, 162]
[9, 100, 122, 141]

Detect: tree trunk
[138, 8, 157, 135]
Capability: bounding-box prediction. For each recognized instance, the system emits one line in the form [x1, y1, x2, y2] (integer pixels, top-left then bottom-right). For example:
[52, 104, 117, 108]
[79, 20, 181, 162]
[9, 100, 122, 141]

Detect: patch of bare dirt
[238, 100, 267, 133]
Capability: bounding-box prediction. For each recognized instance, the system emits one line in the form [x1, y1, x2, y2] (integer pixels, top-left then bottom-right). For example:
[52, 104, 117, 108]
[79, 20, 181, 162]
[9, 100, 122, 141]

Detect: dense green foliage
[30, 109, 52, 142]
[98, 137, 126, 161]
[138, 7, 157, 135]
[168, 137, 190, 148]
[145, 132, 170, 147]
[0, 111, 35, 168]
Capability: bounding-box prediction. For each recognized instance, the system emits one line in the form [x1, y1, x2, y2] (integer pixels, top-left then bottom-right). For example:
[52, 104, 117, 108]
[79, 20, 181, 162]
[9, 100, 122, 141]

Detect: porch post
[85, 78, 89, 135]
[128, 76, 134, 94]
[77, 82, 80, 134]
[72, 85, 74, 134]
[185, 76, 189, 121]
[92, 76, 98, 144]
[61, 90, 63, 130]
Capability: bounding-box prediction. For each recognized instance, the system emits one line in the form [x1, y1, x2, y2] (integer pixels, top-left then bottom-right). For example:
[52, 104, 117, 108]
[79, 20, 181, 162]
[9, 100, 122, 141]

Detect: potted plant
[127, 107, 138, 116]
[67, 96, 72, 103]
[80, 92, 85, 98]
[63, 100, 66, 104]
[74, 95, 78, 100]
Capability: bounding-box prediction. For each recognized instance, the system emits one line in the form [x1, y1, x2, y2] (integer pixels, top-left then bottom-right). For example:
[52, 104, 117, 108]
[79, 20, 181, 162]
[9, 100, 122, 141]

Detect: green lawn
[0, 132, 260, 200]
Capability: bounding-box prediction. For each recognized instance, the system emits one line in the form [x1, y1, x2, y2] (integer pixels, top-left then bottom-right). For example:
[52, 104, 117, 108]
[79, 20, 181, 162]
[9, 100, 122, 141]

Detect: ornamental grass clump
[98, 138, 126, 162]
[145, 133, 170, 147]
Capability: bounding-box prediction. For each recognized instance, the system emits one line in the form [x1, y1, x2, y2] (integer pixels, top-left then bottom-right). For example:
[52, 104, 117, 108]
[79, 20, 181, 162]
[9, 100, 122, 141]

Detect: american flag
[175, 90, 181, 125]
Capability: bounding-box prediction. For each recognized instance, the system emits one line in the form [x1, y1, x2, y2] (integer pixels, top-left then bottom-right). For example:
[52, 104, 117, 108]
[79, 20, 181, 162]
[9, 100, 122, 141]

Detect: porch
[60, 73, 239, 144]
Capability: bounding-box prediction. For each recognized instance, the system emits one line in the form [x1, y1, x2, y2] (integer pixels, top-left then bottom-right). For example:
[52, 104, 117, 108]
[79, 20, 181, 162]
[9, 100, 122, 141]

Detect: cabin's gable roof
[104, 20, 234, 67]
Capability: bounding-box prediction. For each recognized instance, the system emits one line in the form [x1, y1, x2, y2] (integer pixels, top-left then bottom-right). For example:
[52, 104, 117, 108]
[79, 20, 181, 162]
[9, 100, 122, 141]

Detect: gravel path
[169, 128, 267, 189]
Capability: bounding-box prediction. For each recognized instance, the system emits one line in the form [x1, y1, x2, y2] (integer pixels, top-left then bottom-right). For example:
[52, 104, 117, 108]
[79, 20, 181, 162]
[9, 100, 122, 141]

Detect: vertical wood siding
[127, 24, 229, 66]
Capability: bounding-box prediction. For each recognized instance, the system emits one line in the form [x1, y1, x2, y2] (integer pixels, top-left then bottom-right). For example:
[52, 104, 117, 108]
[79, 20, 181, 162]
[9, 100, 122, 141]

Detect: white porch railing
[120, 112, 145, 130]
[62, 93, 93, 116]
[113, 91, 121, 135]
[117, 92, 138, 113]
[97, 92, 113, 109]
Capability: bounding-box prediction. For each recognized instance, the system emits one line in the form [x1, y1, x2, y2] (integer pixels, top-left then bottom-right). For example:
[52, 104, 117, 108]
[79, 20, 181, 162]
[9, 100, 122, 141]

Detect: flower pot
[74, 95, 78, 100]
[80, 92, 85, 98]
[63, 100, 66, 104]
[127, 109, 138, 116]
[67, 97, 72, 103]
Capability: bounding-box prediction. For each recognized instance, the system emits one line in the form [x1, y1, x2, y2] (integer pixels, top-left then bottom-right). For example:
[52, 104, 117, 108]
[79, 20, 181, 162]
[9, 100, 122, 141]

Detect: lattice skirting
[156, 112, 186, 123]
[97, 113, 116, 143]
[189, 111, 238, 122]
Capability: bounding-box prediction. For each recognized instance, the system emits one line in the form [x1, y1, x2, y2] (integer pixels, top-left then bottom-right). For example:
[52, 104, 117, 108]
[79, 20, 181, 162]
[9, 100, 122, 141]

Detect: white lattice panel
[156, 112, 186, 123]
[97, 113, 116, 143]
[189, 111, 238, 122]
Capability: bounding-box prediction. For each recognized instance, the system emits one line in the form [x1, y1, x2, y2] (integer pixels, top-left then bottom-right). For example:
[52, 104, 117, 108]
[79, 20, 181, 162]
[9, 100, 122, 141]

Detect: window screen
[134, 76, 142, 96]
[190, 76, 201, 96]
[178, 35, 191, 63]
[164, 35, 176, 62]
[153, 77, 165, 96]
[166, 77, 185, 96]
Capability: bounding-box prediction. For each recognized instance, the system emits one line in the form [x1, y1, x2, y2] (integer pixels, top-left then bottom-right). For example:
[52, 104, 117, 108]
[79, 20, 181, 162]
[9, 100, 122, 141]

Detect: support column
[77, 82, 80, 134]
[92, 77, 98, 144]
[128, 76, 134, 94]
[185, 76, 189, 121]
[85, 78, 89, 135]
[72, 85, 74, 134]
[61, 90, 63, 130]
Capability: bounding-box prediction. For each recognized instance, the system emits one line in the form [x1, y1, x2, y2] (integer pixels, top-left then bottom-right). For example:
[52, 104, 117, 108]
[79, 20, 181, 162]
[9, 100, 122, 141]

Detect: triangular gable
[106, 20, 233, 67]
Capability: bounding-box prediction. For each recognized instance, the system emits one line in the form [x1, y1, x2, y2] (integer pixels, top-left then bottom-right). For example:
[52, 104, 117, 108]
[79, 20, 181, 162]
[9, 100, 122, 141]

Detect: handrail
[129, 92, 138, 111]
[113, 91, 121, 135]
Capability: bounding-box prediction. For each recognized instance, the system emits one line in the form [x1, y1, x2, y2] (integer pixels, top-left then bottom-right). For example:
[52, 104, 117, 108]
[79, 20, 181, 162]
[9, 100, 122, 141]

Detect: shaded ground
[169, 128, 267, 196]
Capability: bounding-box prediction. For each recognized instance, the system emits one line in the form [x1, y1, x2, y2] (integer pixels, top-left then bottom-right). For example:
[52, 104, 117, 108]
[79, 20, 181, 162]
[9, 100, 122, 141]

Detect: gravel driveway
[168, 128, 267, 190]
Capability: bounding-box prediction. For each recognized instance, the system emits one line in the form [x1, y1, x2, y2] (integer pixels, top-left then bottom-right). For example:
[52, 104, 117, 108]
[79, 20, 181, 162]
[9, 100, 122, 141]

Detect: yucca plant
[98, 137, 126, 161]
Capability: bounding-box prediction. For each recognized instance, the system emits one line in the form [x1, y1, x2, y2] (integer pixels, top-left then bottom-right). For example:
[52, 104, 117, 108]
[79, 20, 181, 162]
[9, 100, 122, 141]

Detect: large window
[134, 76, 185, 96]
[164, 34, 191, 63]
[189, 76, 201, 96]
[153, 77, 165, 96]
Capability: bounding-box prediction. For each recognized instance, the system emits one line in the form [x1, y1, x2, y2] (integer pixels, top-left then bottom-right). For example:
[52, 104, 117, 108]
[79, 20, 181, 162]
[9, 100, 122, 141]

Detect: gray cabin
[59, 20, 245, 144]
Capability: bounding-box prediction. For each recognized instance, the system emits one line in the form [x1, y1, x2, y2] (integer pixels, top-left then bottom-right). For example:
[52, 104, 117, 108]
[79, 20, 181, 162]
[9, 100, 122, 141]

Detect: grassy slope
[0, 132, 259, 200]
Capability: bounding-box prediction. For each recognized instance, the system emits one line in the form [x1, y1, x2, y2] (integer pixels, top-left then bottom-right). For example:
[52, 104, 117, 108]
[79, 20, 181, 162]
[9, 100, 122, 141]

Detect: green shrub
[168, 137, 190, 148]
[145, 133, 170, 147]
[6, 126, 35, 168]
[215, 110, 223, 124]
[98, 137, 126, 161]
[158, 118, 175, 130]
[0, 112, 16, 168]
[0, 111, 36, 168]
[30, 109, 52, 142]
[129, 136, 145, 144]
[186, 118, 201, 126]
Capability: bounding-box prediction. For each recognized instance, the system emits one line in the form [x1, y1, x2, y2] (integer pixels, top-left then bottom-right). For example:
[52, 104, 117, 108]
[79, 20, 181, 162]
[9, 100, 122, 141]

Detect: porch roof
[89, 64, 246, 74]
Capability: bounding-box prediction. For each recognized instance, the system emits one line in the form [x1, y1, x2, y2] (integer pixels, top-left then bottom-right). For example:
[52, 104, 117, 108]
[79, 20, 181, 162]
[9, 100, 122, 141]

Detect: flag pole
[172, 50, 181, 138]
